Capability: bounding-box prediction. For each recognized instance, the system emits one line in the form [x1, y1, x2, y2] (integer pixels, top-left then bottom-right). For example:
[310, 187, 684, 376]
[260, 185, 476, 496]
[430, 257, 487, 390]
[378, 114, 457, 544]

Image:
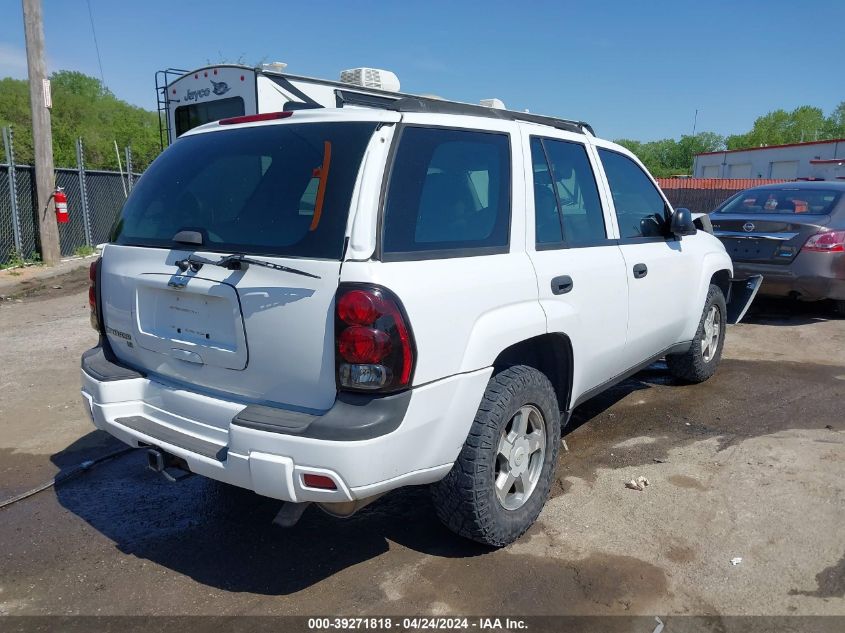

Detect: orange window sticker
[309, 141, 333, 232]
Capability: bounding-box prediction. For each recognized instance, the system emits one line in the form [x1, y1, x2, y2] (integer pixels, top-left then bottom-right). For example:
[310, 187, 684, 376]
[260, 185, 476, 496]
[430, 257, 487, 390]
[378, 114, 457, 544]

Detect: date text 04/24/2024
[307, 618, 528, 630]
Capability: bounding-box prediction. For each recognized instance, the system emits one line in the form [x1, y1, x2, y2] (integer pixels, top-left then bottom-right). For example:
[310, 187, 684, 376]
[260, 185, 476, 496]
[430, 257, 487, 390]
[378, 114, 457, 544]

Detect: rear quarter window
[381, 126, 511, 259]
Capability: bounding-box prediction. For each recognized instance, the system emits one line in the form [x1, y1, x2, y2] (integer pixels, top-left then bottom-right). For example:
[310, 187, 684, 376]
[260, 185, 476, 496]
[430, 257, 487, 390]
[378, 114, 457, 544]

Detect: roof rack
[334, 89, 400, 110]
[383, 97, 595, 137]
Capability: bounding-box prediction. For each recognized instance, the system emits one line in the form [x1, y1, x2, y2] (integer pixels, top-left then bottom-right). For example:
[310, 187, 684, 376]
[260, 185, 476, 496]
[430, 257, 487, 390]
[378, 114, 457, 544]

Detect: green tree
[827, 101, 845, 137]
[0, 71, 161, 171]
[620, 101, 845, 174]
[726, 105, 837, 149]
[669, 132, 724, 174]
[616, 132, 725, 177]
[789, 105, 827, 142]
[0, 77, 34, 162]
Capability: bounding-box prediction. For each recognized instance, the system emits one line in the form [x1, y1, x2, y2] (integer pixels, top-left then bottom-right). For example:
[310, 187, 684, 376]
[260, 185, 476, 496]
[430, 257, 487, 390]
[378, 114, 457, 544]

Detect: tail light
[89, 259, 102, 332]
[803, 230, 845, 253]
[335, 284, 415, 393]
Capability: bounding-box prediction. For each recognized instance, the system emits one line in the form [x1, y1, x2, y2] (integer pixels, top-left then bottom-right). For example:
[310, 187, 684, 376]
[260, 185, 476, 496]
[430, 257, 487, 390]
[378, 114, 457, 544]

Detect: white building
[692, 138, 845, 181]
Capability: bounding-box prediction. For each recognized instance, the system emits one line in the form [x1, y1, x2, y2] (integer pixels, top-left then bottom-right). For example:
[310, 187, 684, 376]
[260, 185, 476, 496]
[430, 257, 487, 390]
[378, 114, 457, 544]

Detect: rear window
[174, 97, 245, 137]
[716, 188, 841, 215]
[382, 126, 511, 258]
[111, 122, 377, 259]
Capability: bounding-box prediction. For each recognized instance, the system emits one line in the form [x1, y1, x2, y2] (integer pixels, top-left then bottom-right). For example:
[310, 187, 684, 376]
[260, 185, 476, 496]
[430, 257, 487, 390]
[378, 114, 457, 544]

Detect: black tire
[666, 284, 726, 383]
[834, 300, 845, 317]
[431, 365, 560, 547]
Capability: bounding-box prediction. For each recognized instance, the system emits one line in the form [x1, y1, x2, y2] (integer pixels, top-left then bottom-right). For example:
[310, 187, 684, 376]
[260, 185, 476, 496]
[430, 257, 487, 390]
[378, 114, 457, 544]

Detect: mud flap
[726, 275, 763, 324]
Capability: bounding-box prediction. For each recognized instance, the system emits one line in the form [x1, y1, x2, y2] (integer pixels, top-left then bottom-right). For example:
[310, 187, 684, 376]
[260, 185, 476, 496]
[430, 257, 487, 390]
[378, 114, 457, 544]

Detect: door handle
[632, 263, 648, 279]
[551, 275, 574, 295]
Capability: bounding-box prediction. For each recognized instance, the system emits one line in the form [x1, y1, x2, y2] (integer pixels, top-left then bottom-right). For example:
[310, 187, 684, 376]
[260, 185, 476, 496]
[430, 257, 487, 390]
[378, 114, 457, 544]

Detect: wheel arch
[710, 268, 731, 299]
[492, 333, 574, 417]
[680, 252, 733, 341]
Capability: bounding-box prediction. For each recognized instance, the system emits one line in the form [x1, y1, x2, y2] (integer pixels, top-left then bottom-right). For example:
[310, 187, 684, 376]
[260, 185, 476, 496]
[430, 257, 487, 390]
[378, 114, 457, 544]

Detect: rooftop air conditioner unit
[340, 68, 401, 92]
[479, 98, 506, 109]
[262, 61, 288, 72]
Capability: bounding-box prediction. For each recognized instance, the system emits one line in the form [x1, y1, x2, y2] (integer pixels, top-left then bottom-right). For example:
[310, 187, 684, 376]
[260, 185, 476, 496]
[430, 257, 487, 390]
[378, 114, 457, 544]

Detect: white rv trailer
[155, 64, 411, 146]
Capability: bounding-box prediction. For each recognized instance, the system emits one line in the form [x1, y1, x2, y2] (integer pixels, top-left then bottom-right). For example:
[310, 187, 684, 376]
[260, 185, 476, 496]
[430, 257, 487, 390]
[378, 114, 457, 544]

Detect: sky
[1, 0, 843, 141]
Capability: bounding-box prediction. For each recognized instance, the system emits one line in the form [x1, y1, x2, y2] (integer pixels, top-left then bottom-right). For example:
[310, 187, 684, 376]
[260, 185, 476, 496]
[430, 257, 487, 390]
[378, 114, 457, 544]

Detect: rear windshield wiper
[176, 254, 320, 279]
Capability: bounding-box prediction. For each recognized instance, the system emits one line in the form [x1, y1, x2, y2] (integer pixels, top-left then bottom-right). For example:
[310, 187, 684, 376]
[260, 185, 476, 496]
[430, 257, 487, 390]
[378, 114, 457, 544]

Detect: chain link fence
[0, 165, 17, 260]
[1, 165, 138, 265]
[0, 165, 39, 262]
[1, 130, 141, 266]
[86, 170, 136, 247]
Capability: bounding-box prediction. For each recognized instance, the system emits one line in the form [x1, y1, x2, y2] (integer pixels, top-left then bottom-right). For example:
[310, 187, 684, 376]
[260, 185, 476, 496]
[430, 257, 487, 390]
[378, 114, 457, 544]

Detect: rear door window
[111, 122, 377, 259]
[382, 127, 511, 258]
[531, 137, 608, 247]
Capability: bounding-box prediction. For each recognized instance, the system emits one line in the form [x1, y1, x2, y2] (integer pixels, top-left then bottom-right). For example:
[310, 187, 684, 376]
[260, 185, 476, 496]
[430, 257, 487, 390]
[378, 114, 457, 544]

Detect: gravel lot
[1, 264, 843, 618]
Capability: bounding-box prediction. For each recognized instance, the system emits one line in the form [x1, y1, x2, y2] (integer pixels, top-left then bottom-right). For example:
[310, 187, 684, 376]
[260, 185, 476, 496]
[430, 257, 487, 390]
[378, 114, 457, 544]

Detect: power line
[85, 0, 106, 88]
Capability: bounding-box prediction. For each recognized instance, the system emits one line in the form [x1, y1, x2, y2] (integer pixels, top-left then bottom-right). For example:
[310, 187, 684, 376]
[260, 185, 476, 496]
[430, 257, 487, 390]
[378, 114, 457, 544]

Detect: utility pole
[22, 0, 60, 266]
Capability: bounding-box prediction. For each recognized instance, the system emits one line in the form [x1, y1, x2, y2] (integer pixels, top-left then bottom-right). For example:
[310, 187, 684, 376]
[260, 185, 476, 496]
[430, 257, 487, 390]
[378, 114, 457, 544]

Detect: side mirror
[670, 207, 697, 237]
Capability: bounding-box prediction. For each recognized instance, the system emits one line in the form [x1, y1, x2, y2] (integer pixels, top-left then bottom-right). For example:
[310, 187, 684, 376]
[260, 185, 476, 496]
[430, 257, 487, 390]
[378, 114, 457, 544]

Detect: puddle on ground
[552, 359, 845, 497]
[667, 474, 707, 490]
[388, 551, 669, 614]
[789, 553, 845, 599]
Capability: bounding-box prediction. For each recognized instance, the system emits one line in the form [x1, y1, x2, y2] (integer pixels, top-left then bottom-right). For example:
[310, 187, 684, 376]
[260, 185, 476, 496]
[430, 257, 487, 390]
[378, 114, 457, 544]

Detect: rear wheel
[431, 365, 560, 547]
[667, 284, 726, 383]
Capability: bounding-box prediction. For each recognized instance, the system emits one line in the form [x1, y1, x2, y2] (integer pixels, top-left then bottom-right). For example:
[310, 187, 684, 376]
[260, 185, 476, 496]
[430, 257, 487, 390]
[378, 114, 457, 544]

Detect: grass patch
[73, 245, 97, 258]
[1, 250, 42, 270]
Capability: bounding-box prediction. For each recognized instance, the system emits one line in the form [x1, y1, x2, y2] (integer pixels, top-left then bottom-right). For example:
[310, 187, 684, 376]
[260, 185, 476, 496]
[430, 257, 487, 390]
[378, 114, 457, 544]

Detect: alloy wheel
[494, 405, 546, 511]
[701, 305, 721, 362]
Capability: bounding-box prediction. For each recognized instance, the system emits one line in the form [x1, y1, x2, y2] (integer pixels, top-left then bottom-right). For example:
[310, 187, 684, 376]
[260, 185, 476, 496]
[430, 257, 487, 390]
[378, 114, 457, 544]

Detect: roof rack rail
[384, 97, 595, 136]
[334, 89, 399, 110]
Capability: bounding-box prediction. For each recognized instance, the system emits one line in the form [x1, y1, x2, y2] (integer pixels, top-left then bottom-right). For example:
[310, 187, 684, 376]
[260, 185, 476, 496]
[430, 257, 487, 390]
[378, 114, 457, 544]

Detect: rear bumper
[80, 345, 491, 503]
[733, 251, 845, 301]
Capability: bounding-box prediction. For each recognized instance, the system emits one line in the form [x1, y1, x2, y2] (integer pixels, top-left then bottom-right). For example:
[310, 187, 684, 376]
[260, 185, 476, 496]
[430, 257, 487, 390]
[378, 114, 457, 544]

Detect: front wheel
[431, 365, 560, 547]
[666, 284, 726, 383]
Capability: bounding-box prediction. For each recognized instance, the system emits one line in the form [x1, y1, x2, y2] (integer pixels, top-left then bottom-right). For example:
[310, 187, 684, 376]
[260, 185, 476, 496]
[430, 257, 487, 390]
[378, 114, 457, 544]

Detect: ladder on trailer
[155, 68, 189, 149]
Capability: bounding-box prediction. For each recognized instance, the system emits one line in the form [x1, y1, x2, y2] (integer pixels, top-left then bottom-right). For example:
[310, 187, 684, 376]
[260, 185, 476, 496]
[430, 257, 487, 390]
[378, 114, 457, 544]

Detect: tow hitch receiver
[146, 448, 192, 482]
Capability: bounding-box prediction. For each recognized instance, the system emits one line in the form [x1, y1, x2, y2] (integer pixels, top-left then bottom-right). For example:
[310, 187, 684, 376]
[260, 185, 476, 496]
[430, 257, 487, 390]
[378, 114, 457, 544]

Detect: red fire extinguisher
[54, 187, 69, 224]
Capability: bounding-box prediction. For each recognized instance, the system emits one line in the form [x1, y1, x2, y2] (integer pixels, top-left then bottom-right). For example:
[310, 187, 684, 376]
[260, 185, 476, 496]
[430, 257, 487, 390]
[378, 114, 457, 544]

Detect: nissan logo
[743, 222, 755, 232]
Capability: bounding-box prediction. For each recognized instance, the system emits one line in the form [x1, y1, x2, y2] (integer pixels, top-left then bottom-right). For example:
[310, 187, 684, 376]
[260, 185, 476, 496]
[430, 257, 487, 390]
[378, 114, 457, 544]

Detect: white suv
[81, 99, 758, 546]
